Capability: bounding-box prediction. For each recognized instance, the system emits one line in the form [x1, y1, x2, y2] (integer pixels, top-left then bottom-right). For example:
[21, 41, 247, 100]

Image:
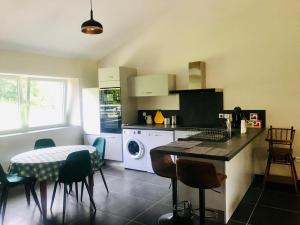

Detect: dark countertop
[122, 124, 216, 131]
[151, 128, 265, 161]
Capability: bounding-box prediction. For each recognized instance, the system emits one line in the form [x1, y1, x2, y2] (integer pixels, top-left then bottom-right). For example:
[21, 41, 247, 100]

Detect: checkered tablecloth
[9, 145, 102, 181]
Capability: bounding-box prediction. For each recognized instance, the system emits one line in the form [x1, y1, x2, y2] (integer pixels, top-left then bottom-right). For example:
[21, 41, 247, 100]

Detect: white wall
[0, 126, 82, 169]
[0, 49, 98, 168]
[99, 0, 300, 176]
[0, 49, 98, 88]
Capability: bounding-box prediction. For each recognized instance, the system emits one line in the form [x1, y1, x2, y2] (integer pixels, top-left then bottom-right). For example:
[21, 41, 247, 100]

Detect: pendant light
[81, 0, 103, 34]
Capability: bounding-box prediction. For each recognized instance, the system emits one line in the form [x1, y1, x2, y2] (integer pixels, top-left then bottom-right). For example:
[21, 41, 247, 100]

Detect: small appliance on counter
[232, 107, 245, 128]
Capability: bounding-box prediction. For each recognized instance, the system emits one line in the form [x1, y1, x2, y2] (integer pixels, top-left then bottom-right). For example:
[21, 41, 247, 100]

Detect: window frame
[0, 74, 68, 135]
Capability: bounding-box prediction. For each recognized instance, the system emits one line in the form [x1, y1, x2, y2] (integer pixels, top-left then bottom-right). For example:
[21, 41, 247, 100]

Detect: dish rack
[180, 128, 231, 142]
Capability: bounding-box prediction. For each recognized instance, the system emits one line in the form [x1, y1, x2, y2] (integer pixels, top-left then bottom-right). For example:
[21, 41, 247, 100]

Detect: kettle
[145, 115, 153, 125]
[232, 107, 244, 128]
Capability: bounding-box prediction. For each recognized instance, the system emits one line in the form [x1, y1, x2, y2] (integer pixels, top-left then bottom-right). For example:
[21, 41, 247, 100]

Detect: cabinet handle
[145, 91, 152, 94]
[109, 76, 113, 78]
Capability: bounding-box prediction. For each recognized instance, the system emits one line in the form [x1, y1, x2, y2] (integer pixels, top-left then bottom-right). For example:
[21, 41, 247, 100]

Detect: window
[0, 75, 67, 133]
[0, 77, 21, 131]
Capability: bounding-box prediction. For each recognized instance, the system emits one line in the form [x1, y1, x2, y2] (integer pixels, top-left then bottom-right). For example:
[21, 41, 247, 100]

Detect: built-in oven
[99, 87, 122, 133]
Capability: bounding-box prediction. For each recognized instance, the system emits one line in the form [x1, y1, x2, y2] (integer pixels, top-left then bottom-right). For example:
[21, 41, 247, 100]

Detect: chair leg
[289, 155, 298, 192]
[1, 188, 8, 224]
[62, 184, 67, 224]
[29, 183, 42, 214]
[83, 179, 96, 211]
[75, 182, 79, 202]
[199, 189, 205, 225]
[99, 168, 109, 193]
[263, 154, 272, 187]
[80, 181, 84, 202]
[68, 183, 73, 194]
[50, 181, 58, 210]
[24, 185, 31, 206]
[0, 187, 7, 214]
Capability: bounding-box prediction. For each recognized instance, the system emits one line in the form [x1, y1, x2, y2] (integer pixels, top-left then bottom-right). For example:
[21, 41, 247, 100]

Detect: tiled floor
[1, 165, 300, 225]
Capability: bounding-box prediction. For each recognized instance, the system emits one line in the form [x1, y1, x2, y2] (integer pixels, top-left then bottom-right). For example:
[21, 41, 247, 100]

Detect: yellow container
[154, 110, 165, 124]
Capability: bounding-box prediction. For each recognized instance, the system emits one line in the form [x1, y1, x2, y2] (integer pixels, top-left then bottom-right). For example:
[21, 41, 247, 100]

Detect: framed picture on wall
[250, 113, 258, 121]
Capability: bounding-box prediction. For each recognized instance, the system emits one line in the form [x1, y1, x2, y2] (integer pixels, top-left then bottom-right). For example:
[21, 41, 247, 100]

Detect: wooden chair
[264, 126, 298, 192]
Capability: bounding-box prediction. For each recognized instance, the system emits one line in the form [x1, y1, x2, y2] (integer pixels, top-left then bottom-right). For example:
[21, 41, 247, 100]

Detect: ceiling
[0, 0, 178, 60]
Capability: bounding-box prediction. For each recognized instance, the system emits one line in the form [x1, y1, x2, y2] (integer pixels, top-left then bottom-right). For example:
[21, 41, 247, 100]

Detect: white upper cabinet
[129, 74, 176, 97]
[98, 67, 121, 88]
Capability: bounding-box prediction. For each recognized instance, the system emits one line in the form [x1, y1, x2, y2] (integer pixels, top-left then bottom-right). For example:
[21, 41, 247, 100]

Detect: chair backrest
[58, 150, 91, 183]
[150, 149, 176, 179]
[176, 158, 222, 189]
[93, 137, 106, 161]
[34, 138, 56, 150]
[266, 126, 295, 149]
[0, 164, 8, 184]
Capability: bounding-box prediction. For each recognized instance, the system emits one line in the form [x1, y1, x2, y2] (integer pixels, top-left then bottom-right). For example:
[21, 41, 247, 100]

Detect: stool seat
[150, 150, 176, 179]
[269, 147, 293, 156]
[176, 159, 227, 189]
[176, 158, 227, 225]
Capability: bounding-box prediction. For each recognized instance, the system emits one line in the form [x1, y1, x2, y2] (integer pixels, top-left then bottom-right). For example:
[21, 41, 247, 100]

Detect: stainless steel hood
[170, 61, 222, 94]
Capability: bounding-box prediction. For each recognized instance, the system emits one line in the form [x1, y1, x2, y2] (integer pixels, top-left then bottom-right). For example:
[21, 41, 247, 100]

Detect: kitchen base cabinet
[100, 133, 123, 161]
[84, 133, 123, 161]
[174, 130, 256, 224]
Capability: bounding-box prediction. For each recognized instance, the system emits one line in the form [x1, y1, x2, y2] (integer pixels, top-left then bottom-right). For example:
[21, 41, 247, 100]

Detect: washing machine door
[126, 138, 145, 159]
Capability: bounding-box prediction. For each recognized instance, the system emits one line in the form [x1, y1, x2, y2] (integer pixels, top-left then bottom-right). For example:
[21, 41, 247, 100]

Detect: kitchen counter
[122, 124, 185, 131]
[148, 127, 265, 223]
[152, 128, 264, 161]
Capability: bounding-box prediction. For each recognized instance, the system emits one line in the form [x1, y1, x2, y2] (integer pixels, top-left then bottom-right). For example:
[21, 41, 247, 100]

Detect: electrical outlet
[218, 113, 224, 119]
[142, 112, 147, 117]
[224, 114, 230, 119]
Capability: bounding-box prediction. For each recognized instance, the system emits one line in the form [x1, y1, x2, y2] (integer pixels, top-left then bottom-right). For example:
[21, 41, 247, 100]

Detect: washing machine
[123, 129, 174, 173]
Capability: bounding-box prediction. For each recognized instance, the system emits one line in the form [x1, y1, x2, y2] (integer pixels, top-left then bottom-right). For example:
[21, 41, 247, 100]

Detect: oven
[99, 87, 122, 133]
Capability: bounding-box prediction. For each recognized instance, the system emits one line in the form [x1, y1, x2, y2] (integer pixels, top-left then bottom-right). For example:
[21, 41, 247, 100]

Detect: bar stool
[176, 159, 227, 225]
[150, 149, 178, 225]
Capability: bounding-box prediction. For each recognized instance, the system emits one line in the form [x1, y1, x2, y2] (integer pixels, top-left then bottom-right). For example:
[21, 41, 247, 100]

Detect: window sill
[0, 125, 81, 138]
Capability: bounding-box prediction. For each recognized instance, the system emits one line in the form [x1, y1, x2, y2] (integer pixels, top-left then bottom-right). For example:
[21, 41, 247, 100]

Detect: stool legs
[158, 178, 178, 225]
[199, 189, 205, 225]
[172, 178, 178, 221]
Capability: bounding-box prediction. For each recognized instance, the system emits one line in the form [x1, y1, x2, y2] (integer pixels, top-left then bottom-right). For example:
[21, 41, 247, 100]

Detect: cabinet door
[146, 131, 174, 172]
[100, 133, 123, 161]
[129, 74, 174, 97]
[98, 68, 120, 82]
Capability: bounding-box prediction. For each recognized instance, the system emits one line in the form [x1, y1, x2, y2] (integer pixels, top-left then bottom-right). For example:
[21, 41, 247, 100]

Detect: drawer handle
[145, 91, 152, 94]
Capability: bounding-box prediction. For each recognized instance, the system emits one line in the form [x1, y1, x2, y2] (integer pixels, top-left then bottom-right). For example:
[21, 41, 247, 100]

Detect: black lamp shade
[81, 10, 103, 34]
[81, 19, 103, 34]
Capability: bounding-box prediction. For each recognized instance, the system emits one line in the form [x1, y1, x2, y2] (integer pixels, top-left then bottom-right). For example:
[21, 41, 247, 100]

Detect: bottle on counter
[226, 118, 232, 138]
[240, 119, 247, 134]
[171, 115, 177, 125]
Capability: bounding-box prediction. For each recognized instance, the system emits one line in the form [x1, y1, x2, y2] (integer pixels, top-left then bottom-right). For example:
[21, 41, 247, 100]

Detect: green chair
[92, 137, 109, 193]
[34, 138, 56, 150]
[50, 150, 96, 224]
[0, 164, 42, 223]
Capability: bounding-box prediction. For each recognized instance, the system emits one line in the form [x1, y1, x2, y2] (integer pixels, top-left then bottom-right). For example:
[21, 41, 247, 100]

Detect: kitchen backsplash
[138, 90, 265, 128]
[138, 90, 224, 127]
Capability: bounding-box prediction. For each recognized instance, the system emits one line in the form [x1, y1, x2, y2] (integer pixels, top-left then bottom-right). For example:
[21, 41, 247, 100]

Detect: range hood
[170, 61, 223, 94]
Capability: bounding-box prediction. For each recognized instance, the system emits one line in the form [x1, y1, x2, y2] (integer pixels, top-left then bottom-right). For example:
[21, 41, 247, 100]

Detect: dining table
[9, 145, 102, 218]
